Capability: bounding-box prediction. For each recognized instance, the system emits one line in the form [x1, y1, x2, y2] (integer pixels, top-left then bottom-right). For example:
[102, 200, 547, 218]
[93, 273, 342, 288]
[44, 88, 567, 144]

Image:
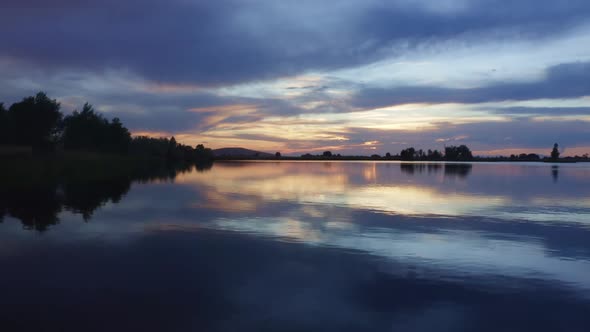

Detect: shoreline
[213, 156, 589, 163]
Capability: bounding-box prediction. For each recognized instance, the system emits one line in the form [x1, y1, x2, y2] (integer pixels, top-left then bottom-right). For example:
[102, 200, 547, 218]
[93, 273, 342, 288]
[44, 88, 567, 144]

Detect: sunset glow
[0, 1, 588, 155]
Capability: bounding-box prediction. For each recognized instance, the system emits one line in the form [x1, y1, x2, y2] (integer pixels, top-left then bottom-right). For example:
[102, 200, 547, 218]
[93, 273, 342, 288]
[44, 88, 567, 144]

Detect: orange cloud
[188, 104, 260, 128]
[132, 130, 175, 138]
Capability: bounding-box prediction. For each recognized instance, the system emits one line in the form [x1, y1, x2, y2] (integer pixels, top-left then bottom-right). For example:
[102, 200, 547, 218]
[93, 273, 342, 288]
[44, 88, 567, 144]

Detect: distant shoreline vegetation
[1, 92, 588, 164]
[0, 92, 213, 163]
[219, 144, 589, 163]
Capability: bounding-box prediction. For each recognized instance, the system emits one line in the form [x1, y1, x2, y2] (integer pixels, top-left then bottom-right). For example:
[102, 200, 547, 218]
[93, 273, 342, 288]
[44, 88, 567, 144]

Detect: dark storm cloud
[353, 62, 590, 108]
[1, 0, 589, 86]
[362, 0, 590, 39]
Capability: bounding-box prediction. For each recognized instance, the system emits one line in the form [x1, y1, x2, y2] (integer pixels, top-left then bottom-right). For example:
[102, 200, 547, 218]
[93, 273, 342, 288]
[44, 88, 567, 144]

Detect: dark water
[1, 161, 590, 331]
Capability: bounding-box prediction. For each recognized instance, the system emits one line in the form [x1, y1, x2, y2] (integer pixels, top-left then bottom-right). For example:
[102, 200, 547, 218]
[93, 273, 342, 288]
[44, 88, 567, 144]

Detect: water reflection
[0, 161, 211, 231]
[400, 162, 472, 178]
[400, 163, 442, 175]
[2, 228, 588, 332]
[1, 161, 590, 331]
[444, 163, 473, 178]
[174, 161, 590, 290]
[178, 161, 589, 223]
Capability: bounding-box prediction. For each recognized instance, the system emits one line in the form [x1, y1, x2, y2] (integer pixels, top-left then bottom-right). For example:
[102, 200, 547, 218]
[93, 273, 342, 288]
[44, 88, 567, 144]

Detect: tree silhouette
[275, 152, 281, 158]
[400, 147, 416, 160]
[0, 103, 8, 144]
[444, 145, 473, 161]
[62, 103, 131, 153]
[322, 151, 332, 157]
[130, 136, 169, 159]
[1, 92, 214, 163]
[7, 92, 62, 150]
[551, 143, 560, 160]
[167, 136, 184, 160]
[428, 149, 443, 160]
[194, 144, 213, 160]
[107, 117, 132, 153]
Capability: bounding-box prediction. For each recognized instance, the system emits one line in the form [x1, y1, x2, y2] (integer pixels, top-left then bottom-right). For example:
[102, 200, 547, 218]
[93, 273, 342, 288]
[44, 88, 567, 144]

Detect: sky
[0, 0, 589, 156]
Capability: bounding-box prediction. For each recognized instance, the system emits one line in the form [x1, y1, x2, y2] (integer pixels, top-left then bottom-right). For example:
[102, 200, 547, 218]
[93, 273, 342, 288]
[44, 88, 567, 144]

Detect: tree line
[0, 92, 212, 162]
[299, 145, 474, 161]
[297, 143, 582, 162]
[397, 145, 473, 161]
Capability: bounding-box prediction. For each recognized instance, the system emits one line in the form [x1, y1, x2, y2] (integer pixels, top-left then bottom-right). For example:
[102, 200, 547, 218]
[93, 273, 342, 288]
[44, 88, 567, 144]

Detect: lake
[1, 161, 589, 331]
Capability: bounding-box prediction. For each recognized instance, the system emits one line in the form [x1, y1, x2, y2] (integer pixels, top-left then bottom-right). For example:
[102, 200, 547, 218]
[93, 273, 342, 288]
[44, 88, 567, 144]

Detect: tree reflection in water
[400, 163, 472, 178]
[0, 158, 212, 231]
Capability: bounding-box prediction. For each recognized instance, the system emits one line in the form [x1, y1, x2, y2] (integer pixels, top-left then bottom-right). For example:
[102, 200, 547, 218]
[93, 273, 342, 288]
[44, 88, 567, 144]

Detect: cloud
[334, 117, 590, 155]
[352, 62, 590, 108]
[1, 0, 589, 86]
[492, 107, 590, 117]
[0, 1, 589, 153]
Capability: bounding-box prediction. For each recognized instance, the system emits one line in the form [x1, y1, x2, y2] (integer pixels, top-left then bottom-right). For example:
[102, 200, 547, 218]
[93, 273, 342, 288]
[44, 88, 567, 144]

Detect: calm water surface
[1, 161, 590, 331]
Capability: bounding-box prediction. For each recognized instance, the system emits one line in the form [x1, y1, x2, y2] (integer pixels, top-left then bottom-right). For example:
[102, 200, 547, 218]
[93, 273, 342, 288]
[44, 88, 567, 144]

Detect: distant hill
[213, 147, 274, 158]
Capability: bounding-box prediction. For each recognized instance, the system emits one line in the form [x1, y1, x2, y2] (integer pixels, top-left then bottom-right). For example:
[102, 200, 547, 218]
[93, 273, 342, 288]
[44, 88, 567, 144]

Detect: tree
[167, 136, 183, 160]
[427, 149, 443, 160]
[62, 103, 130, 154]
[7, 92, 62, 149]
[385, 152, 391, 158]
[130, 136, 171, 159]
[444, 145, 473, 161]
[194, 144, 213, 161]
[63, 103, 102, 150]
[0, 103, 8, 144]
[551, 143, 560, 160]
[129, 137, 212, 162]
[275, 152, 281, 158]
[400, 147, 415, 160]
[322, 151, 332, 157]
[106, 117, 131, 153]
